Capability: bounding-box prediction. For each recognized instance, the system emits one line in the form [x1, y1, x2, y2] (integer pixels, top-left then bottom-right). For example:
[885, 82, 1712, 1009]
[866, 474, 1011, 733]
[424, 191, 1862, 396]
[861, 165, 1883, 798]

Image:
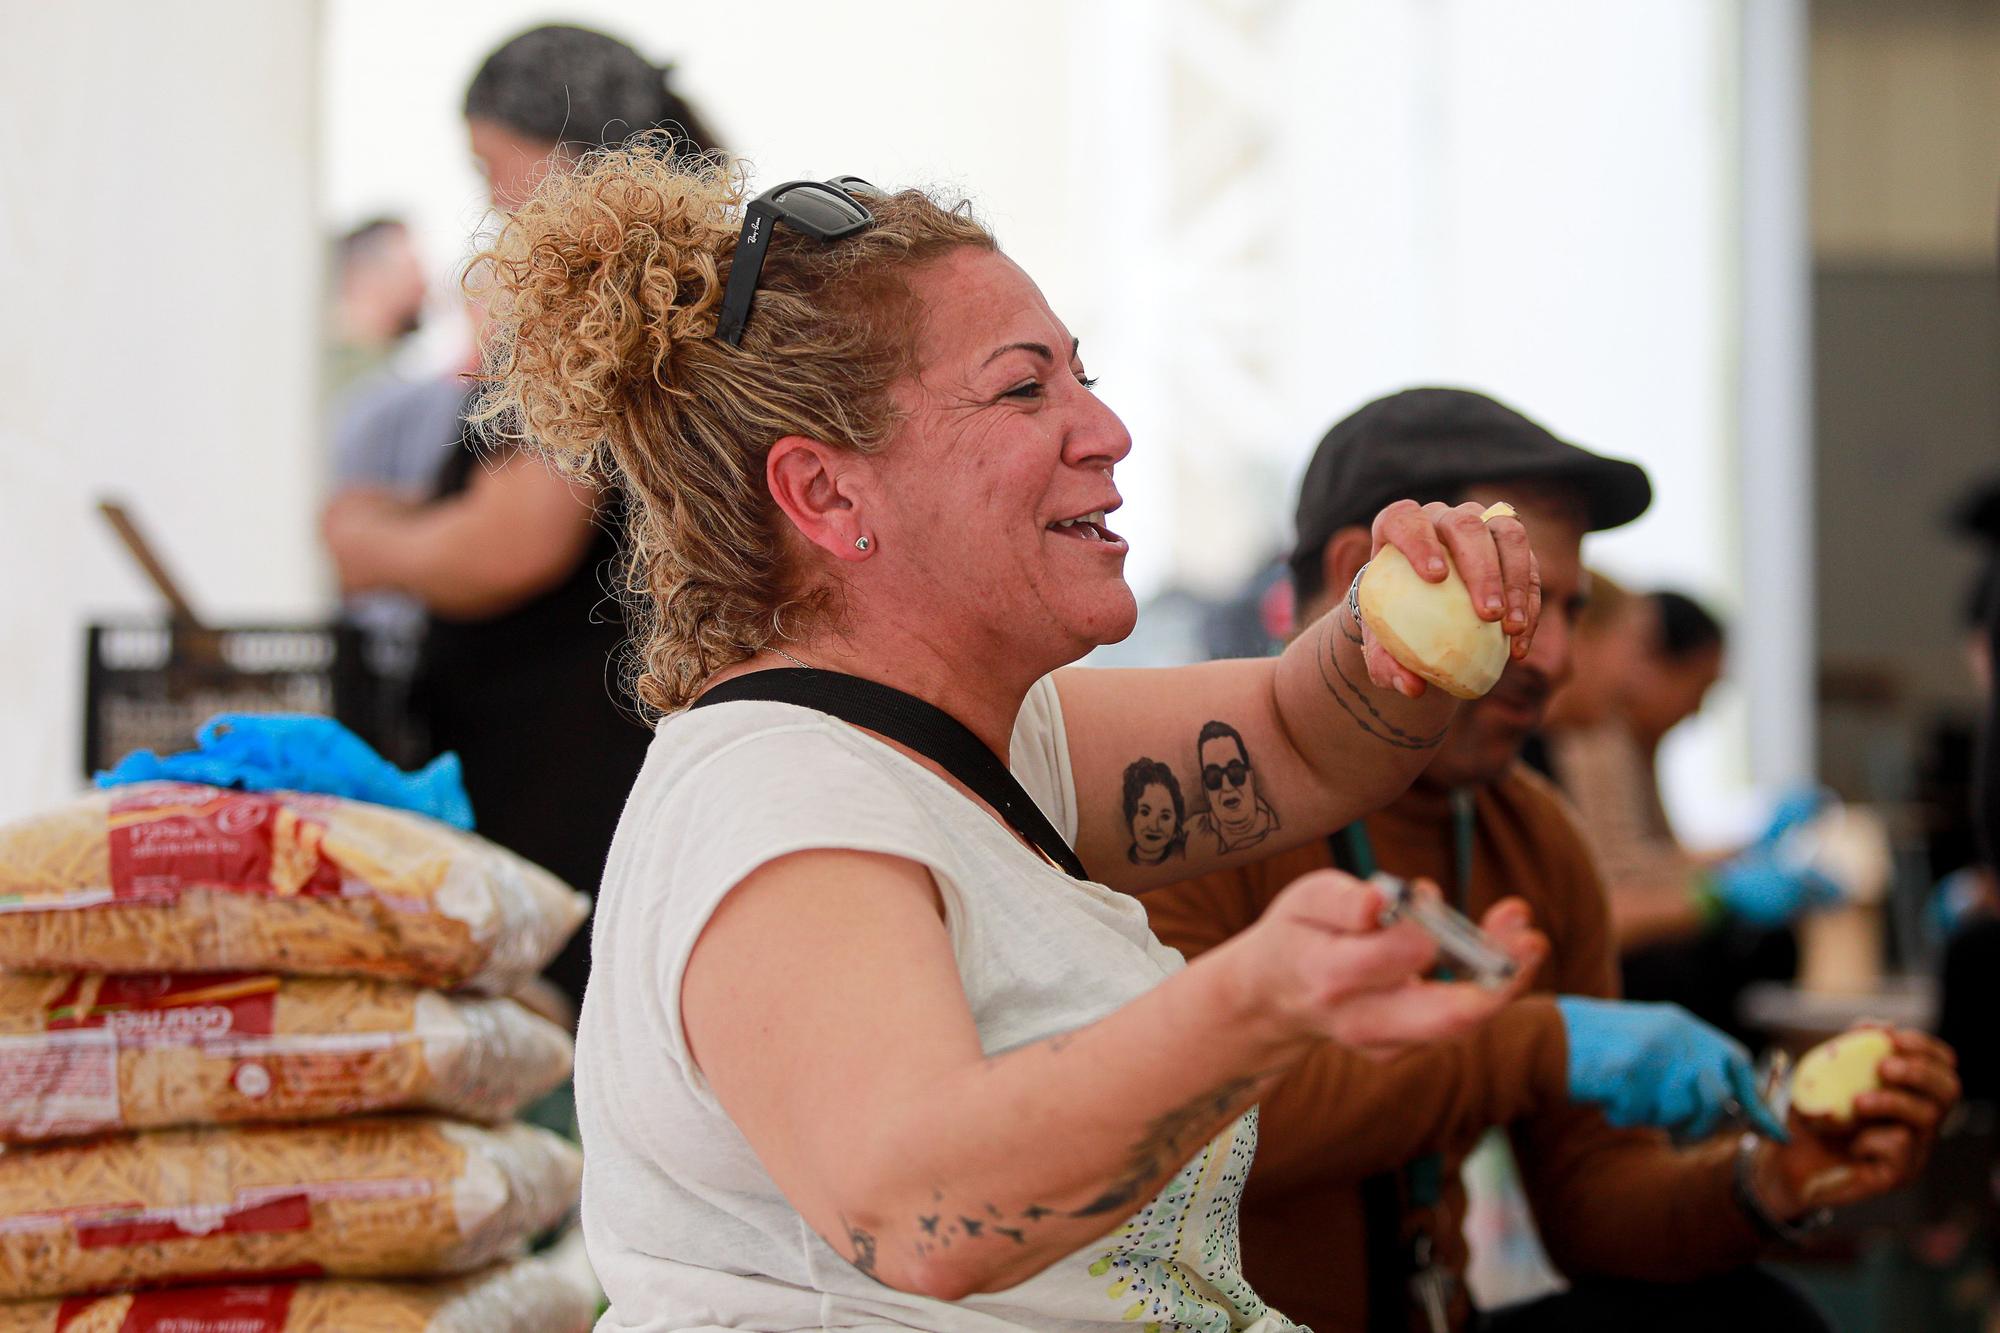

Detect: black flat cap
[1292, 387, 1653, 572]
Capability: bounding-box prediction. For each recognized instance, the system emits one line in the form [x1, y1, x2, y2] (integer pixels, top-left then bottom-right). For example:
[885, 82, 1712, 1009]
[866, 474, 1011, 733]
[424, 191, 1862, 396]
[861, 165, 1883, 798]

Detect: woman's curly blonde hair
[470, 137, 994, 713]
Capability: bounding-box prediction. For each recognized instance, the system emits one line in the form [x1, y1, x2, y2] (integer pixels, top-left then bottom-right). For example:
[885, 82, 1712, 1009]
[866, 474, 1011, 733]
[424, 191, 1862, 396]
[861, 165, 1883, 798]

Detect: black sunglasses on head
[715, 175, 877, 346]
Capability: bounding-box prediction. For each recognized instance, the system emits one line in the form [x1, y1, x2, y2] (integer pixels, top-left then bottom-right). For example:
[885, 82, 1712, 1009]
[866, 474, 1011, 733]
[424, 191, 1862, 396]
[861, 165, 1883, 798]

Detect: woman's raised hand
[1364, 499, 1543, 697]
[1222, 869, 1547, 1059]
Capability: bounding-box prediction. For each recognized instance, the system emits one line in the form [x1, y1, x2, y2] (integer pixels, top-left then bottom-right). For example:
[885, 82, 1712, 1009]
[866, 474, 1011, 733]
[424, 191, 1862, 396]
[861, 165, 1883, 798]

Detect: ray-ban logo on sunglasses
[747, 217, 762, 245]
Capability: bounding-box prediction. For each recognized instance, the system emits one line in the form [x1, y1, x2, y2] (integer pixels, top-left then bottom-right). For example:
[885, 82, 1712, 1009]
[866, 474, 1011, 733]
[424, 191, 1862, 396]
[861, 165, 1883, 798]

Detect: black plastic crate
[82, 621, 417, 778]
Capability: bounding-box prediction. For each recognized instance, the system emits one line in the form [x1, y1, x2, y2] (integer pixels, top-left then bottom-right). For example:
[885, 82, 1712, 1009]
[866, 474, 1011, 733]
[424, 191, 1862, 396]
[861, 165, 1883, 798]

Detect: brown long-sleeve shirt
[1142, 765, 1764, 1332]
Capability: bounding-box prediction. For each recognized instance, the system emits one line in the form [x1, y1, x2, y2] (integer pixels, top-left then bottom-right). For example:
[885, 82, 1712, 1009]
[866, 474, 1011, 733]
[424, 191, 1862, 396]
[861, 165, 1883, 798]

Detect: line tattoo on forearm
[1339, 604, 1365, 647]
[898, 1074, 1270, 1265]
[1317, 617, 1449, 751]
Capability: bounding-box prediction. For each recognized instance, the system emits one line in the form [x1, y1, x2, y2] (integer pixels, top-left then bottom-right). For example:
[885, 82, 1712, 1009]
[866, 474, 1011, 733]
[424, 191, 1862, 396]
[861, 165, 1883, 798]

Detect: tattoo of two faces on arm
[1119, 720, 1282, 864]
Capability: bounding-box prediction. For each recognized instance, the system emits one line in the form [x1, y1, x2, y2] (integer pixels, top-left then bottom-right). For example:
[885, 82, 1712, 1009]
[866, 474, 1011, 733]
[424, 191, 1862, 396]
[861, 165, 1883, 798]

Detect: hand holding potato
[1749, 1025, 1960, 1218]
[1358, 499, 1541, 699]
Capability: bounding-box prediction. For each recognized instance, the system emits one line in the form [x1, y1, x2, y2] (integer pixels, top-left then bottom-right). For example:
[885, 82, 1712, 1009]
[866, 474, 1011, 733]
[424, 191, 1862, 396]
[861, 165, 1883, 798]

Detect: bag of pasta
[0, 1254, 599, 1333]
[0, 972, 574, 1143]
[0, 1116, 582, 1300]
[0, 783, 588, 991]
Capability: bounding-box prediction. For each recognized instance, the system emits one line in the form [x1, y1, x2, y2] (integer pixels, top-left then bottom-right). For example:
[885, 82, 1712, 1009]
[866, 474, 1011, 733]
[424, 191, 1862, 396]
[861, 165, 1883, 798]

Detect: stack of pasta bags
[0, 780, 597, 1332]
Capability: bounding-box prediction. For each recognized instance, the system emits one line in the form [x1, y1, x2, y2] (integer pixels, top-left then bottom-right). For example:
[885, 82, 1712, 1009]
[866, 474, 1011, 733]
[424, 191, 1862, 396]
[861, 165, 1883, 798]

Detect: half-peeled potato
[1789, 1028, 1894, 1126]
[1355, 502, 1515, 699]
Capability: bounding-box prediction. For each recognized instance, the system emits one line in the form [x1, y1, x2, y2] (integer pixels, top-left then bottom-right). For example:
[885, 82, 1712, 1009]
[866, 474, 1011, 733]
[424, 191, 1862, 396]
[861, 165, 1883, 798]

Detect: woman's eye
[1002, 374, 1097, 400]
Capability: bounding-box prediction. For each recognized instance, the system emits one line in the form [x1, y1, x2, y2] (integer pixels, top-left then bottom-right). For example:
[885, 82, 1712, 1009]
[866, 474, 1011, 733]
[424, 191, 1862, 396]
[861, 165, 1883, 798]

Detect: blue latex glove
[1928, 866, 1994, 941]
[1709, 845, 1843, 927]
[96, 714, 473, 830]
[1754, 785, 1832, 849]
[1556, 996, 1787, 1141]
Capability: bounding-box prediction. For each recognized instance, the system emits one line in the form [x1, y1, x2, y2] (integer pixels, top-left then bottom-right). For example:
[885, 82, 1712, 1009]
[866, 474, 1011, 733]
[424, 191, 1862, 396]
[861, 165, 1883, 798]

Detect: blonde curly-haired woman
[475, 143, 1548, 1332]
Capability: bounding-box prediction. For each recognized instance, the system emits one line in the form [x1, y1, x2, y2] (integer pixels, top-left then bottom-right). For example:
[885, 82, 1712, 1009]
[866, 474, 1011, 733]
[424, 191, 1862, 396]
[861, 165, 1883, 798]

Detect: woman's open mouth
[1047, 510, 1126, 550]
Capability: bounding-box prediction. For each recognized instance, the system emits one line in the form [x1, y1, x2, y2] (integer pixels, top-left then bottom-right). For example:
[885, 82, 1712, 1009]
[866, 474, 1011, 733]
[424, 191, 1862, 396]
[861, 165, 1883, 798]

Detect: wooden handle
[96, 499, 205, 629]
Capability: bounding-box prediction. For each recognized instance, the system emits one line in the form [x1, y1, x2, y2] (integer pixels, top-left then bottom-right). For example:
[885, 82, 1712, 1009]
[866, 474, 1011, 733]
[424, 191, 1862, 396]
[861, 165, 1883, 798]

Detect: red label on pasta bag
[44, 974, 279, 1043]
[74, 1193, 312, 1249]
[106, 786, 342, 903]
[57, 1282, 297, 1332]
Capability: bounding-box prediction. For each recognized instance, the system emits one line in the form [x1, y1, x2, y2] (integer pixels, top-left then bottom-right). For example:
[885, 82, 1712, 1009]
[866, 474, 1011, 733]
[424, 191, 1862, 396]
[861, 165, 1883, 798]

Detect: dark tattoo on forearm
[1316, 616, 1449, 751]
[842, 1215, 884, 1284]
[909, 1200, 1038, 1262]
[898, 1055, 1262, 1268]
[1068, 1074, 1259, 1217]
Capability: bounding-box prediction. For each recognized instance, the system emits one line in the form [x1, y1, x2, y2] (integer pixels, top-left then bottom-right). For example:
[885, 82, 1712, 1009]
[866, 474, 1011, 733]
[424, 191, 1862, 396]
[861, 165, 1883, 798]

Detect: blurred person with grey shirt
[323, 24, 723, 1015]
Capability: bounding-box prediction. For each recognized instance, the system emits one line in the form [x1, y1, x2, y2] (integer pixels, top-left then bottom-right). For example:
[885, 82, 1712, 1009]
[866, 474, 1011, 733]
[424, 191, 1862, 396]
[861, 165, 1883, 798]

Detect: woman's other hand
[1365, 499, 1543, 696]
[1220, 868, 1547, 1058]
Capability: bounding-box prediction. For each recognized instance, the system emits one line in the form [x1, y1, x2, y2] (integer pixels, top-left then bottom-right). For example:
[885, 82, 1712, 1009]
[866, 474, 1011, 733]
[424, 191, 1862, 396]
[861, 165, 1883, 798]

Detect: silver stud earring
[854, 535, 872, 552]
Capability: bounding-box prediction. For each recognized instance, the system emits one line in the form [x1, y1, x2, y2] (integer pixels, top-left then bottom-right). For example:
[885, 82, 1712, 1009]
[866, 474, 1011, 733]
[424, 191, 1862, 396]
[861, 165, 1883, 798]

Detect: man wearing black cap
[1144, 388, 1958, 1332]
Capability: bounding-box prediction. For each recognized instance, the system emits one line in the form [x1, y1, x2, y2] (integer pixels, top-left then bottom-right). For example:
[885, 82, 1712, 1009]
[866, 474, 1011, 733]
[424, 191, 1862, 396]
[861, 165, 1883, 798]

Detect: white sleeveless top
[575, 676, 1302, 1332]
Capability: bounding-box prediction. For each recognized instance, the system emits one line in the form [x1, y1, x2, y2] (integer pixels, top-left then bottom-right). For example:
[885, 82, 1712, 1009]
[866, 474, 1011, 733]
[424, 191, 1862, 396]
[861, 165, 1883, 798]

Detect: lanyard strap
[1334, 795, 1478, 1304]
[1449, 788, 1476, 911]
[690, 668, 1089, 881]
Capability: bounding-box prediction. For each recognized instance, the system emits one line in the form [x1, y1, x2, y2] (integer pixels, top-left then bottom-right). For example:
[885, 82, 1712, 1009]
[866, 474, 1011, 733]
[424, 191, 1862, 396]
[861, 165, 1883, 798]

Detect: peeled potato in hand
[1790, 1028, 1894, 1126]
[1356, 503, 1515, 699]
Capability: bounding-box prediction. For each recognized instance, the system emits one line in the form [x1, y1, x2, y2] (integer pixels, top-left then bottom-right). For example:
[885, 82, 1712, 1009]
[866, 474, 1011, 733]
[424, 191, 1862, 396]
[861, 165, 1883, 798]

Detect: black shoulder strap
[690, 668, 1089, 881]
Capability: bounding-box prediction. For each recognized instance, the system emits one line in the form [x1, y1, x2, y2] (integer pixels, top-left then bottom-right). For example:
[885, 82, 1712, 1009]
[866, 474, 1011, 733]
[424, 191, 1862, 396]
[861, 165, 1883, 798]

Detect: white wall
[0, 1, 324, 812]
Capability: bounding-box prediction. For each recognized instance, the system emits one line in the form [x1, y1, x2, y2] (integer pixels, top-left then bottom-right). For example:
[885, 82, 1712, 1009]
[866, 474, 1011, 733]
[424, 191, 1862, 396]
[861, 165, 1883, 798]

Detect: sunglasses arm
[716, 199, 781, 346]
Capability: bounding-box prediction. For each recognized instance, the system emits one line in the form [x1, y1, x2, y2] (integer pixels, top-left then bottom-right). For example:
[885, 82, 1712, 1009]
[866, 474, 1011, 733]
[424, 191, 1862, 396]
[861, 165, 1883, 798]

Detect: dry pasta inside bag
[0, 783, 589, 992]
[0, 1116, 583, 1300]
[0, 1253, 598, 1333]
[0, 972, 574, 1142]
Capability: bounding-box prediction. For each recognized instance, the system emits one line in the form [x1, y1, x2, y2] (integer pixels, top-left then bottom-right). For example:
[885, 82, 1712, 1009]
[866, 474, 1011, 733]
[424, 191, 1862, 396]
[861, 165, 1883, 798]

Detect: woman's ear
[767, 437, 873, 562]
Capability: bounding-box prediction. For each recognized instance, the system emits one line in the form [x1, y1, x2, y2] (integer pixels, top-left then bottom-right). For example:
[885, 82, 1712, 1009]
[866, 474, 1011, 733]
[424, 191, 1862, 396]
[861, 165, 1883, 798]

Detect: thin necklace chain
[770, 645, 813, 670]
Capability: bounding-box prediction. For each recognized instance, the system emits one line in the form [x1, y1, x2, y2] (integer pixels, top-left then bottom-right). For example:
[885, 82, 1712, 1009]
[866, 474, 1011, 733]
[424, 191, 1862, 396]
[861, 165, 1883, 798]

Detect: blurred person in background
[326, 265, 477, 683]
[1517, 568, 1647, 782]
[1144, 387, 1958, 1333]
[1544, 589, 1832, 1041]
[324, 216, 427, 399]
[321, 25, 722, 1020]
[464, 22, 721, 212]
